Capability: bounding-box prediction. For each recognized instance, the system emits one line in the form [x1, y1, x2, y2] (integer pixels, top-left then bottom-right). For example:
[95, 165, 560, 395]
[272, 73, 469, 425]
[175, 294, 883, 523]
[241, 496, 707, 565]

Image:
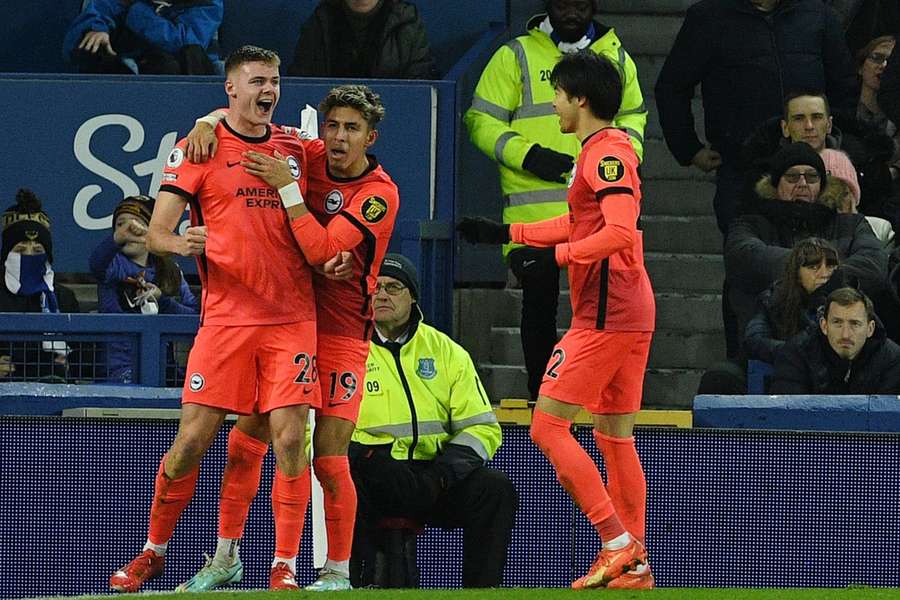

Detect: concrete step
[645, 252, 723, 293]
[478, 363, 699, 410]
[642, 215, 722, 254]
[633, 55, 666, 105]
[641, 139, 712, 181]
[656, 292, 722, 332]
[641, 180, 715, 217]
[645, 97, 704, 141]
[648, 330, 726, 369]
[600, 14, 684, 57]
[476, 289, 722, 332]
[601, 0, 695, 13]
[490, 326, 725, 370]
[644, 368, 701, 409]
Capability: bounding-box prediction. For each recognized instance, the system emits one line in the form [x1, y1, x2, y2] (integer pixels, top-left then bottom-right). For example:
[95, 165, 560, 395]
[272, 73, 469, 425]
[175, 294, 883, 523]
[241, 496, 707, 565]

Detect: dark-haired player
[178, 84, 398, 592]
[458, 50, 655, 589]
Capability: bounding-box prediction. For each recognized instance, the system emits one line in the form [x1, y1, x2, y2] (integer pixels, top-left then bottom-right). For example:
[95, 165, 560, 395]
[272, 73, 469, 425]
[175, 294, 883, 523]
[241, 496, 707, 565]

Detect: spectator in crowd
[743, 90, 899, 228]
[349, 255, 516, 588]
[744, 238, 843, 367]
[877, 28, 900, 126]
[826, 0, 900, 57]
[89, 195, 198, 383]
[725, 142, 888, 349]
[856, 36, 900, 180]
[770, 286, 900, 393]
[0, 189, 80, 382]
[464, 0, 647, 400]
[655, 0, 857, 236]
[63, 0, 223, 75]
[820, 149, 895, 245]
[288, 0, 436, 79]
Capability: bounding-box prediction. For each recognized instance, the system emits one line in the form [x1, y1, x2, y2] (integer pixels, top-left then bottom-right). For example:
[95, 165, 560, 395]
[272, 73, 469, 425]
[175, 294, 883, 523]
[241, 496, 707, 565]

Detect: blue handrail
[0, 313, 199, 386]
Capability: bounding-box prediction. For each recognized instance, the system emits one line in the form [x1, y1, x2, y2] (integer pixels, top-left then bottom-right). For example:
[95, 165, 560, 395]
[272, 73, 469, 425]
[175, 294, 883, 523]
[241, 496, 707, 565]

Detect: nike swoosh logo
[303, 387, 313, 395]
[226, 161, 240, 168]
[522, 260, 537, 268]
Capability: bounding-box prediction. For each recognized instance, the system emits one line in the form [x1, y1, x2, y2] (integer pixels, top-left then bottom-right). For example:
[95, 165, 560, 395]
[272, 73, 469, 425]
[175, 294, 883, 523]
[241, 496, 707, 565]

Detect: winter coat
[770, 317, 900, 394]
[741, 115, 900, 227]
[89, 235, 198, 383]
[63, 0, 223, 65]
[725, 175, 888, 341]
[743, 275, 849, 364]
[288, 0, 436, 79]
[655, 0, 857, 165]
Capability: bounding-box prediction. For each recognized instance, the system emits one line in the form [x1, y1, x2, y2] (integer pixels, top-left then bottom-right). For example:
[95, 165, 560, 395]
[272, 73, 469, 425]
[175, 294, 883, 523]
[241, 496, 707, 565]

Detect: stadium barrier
[694, 394, 900, 432]
[1, 416, 897, 596]
[0, 313, 198, 388]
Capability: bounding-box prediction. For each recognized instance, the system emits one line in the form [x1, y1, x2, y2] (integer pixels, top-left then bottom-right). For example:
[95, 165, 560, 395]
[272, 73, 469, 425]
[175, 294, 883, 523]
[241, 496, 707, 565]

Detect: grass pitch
[55, 588, 900, 600]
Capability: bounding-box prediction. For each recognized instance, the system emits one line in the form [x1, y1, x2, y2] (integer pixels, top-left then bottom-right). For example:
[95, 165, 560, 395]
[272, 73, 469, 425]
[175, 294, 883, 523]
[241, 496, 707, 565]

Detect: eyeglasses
[374, 282, 407, 296]
[782, 171, 820, 184]
[867, 52, 891, 65]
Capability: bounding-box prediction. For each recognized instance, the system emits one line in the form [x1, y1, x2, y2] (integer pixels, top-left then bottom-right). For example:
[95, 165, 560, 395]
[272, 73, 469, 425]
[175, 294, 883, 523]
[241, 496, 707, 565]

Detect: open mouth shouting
[256, 97, 275, 117]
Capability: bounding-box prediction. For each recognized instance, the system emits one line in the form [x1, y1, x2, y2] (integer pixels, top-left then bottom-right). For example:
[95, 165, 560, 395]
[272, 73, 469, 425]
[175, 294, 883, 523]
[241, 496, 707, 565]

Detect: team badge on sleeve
[598, 156, 625, 183]
[188, 372, 205, 392]
[167, 147, 185, 169]
[361, 196, 388, 223]
[286, 155, 301, 179]
[325, 190, 344, 214]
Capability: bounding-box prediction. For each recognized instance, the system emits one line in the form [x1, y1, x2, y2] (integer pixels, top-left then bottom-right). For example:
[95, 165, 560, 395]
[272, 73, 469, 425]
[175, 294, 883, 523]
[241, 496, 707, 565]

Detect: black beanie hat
[1, 189, 52, 263]
[114, 194, 155, 226]
[768, 142, 828, 189]
[379, 253, 419, 300]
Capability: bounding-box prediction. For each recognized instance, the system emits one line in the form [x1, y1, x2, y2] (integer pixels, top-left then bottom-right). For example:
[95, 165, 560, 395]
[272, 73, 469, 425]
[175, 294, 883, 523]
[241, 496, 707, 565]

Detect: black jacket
[655, 0, 857, 165]
[743, 277, 844, 364]
[741, 115, 900, 227]
[288, 0, 436, 79]
[878, 21, 900, 130]
[725, 176, 888, 341]
[770, 317, 900, 394]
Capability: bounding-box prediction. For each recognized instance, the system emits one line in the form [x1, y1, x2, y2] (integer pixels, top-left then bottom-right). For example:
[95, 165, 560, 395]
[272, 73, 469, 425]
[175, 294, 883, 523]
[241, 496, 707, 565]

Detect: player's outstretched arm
[185, 109, 227, 163]
[146, 191, 207, 257]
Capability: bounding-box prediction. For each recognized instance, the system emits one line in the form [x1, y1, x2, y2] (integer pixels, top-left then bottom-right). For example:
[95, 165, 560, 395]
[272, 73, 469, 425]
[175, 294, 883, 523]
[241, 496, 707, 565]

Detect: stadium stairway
[457, 0, 725, 409]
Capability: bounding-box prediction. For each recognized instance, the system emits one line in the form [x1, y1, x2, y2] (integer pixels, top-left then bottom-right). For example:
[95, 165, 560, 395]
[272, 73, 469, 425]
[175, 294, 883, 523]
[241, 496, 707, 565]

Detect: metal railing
[0, 313, 199, 387]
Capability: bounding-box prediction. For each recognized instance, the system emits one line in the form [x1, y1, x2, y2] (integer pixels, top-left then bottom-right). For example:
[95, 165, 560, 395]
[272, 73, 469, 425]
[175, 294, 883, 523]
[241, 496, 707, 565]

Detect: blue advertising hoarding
[0, 75, 437, 275]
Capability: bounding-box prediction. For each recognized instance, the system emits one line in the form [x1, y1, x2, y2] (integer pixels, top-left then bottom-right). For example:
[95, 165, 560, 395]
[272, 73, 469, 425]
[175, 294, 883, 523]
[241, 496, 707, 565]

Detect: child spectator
[89, 194, 197, 383]
[0, 189, 80, 382]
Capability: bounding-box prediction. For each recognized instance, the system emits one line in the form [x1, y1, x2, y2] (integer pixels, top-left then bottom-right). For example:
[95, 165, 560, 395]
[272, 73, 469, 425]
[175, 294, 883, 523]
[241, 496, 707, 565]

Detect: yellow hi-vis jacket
[352, 312, 502, 463]
[464, 16, 647, 255]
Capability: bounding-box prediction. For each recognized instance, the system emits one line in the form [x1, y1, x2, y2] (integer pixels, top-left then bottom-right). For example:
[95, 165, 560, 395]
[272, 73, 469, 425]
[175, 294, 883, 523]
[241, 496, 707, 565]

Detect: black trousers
[508, 246, 560, 400]
[350, 449, 518, 587]
[72, 44, 214, 75]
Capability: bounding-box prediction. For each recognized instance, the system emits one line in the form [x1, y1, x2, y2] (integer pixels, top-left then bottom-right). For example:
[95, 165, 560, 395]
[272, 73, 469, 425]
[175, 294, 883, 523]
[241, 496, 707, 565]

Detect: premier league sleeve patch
[361, 196, 388, 223]
[598, 156, 625, 183]
[166, 147, 185, 169]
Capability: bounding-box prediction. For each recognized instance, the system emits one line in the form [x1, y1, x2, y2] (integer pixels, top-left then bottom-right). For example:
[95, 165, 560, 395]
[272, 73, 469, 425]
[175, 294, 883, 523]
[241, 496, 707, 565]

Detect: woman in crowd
[744, 238, 844, 366]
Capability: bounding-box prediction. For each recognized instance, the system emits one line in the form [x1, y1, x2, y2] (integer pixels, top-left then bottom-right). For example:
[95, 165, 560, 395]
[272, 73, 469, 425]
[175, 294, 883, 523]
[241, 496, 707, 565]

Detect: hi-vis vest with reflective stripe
[464, 18, 647, 253]
[352, 321, 502, 463]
